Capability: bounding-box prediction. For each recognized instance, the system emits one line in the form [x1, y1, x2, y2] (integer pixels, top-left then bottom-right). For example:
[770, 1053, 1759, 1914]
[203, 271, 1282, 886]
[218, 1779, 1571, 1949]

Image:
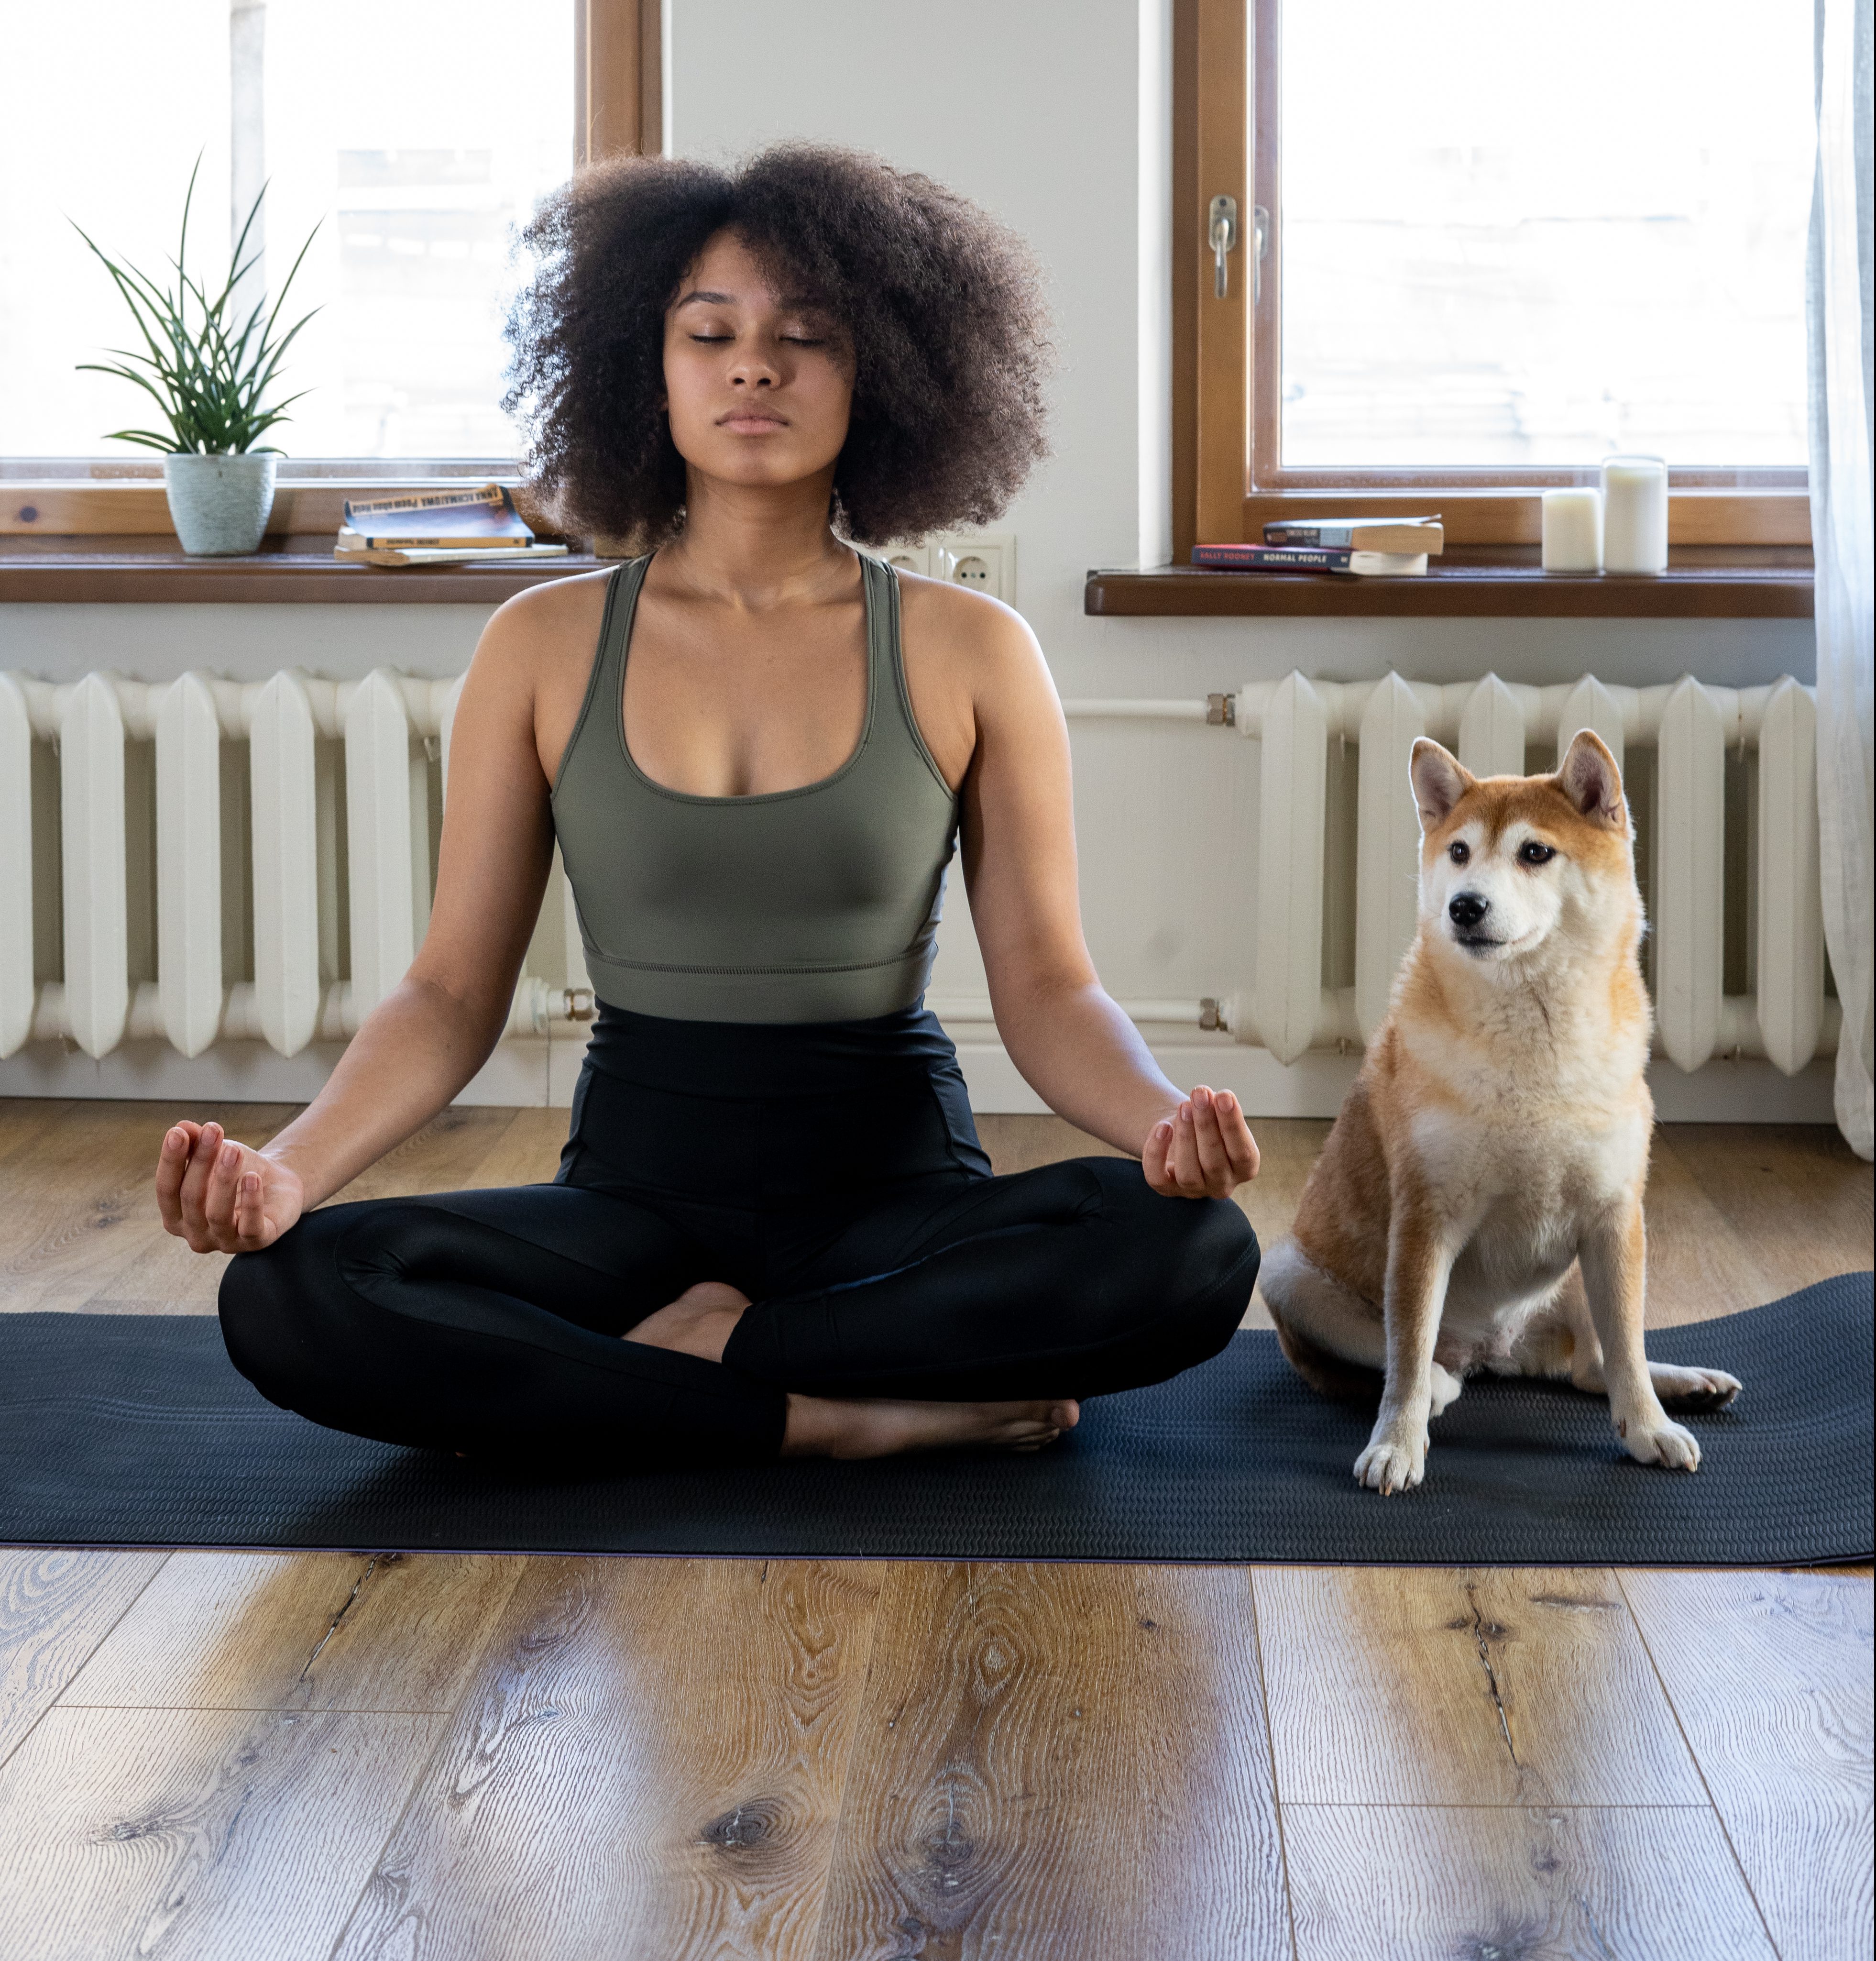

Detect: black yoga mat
[1, 1274, 1868, 1567]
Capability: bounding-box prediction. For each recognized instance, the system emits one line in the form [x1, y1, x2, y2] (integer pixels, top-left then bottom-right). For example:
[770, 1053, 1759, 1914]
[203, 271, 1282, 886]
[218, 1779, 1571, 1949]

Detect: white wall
[0, 0, 1829, 1120]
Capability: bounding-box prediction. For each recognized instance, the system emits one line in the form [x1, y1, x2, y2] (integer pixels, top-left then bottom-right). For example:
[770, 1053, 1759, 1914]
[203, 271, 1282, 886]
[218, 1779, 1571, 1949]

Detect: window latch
[1208, 195, 1238, 299]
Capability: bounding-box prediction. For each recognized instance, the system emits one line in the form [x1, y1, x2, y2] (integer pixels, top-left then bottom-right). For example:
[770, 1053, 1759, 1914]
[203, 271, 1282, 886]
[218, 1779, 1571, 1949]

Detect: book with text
[1191, 543, 1429, 576]
[338, 483, 538, 553]
[1259, 515, 1444, 554]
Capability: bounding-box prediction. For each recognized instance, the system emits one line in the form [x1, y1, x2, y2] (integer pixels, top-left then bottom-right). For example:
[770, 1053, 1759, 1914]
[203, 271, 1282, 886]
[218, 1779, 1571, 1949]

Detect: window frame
[0, 0, 658, 539]
[1172, 0, 1811, 557]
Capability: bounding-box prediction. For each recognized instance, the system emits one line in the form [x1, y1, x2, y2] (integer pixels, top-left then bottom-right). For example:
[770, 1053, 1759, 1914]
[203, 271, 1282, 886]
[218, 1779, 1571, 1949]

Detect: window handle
[1208, 195, 1238, 298]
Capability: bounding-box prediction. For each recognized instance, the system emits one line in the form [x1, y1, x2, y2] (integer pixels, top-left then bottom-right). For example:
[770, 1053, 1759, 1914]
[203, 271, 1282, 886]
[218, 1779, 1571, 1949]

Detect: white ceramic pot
[162, 452, 278, 556]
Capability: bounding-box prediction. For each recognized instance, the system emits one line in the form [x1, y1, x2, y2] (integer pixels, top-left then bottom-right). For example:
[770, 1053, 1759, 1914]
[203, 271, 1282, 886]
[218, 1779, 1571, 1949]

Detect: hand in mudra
[1143, 1084, 1260, 1199]
[156, 1120, 304, 1254]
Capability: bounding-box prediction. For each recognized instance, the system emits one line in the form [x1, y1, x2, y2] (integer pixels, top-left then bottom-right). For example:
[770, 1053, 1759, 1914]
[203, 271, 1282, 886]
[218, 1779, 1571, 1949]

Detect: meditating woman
[154, 144, 1263, 1468]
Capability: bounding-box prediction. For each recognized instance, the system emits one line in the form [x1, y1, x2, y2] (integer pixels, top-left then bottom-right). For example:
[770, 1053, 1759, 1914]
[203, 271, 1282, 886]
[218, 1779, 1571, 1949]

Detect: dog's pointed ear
[1556, 729, 1626, 828]
[1409, 738, 1473, 831]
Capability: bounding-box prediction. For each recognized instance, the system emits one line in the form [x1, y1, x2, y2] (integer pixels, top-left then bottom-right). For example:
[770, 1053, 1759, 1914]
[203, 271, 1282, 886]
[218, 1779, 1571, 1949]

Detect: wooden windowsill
[1085, 546, 1815, 620]
[0, 535, 613, 604]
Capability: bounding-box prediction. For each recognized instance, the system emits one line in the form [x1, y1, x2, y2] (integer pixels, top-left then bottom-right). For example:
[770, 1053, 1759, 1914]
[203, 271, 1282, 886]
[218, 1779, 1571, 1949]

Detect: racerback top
[550, 551, 961, 1024]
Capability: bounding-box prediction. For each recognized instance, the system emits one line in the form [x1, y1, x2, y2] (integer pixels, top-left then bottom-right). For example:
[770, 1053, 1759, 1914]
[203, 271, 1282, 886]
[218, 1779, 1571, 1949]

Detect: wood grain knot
[700, 1796, 782, 1851]
[1459, 1925, 1547, 1961]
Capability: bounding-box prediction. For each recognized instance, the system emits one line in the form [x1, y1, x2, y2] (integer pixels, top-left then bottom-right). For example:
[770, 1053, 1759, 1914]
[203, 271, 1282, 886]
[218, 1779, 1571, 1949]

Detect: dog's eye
[1448, 841, 1470, 864]
[1519, 841, 1557, 866]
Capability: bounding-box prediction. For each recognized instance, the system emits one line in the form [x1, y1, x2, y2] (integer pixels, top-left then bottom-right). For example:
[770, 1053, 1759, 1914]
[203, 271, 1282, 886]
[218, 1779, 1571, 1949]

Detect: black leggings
[219, 1003, 1260, 1468]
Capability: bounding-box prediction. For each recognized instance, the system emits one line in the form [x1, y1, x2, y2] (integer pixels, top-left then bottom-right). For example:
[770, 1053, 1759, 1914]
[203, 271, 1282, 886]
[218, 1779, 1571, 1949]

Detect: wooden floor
[0, 1101, 1869, 1959]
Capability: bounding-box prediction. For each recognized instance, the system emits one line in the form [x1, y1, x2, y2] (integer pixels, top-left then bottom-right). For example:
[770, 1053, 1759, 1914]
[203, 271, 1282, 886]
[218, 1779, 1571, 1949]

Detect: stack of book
[336, 484, 570, 568]
[1191, 515, 1444, 577]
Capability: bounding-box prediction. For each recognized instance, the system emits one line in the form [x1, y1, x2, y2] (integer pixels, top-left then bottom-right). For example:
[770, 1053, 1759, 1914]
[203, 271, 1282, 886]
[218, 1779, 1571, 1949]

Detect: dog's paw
[1648, 1361, 1741, 1412]
[1617, 1411, 1702, 1471]
[1354, 1424, 1428, 1494]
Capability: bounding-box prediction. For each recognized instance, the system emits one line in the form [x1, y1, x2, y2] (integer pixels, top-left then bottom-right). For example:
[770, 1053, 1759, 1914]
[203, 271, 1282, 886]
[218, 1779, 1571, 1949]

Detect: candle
[1542, 488, 1602, 572]
[1601, 455, 1668, 574]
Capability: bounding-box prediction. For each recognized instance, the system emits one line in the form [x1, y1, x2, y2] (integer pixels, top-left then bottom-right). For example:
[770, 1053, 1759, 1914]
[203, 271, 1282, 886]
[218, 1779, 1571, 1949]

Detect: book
[1190, 543, 1429, 576]
[337, 482, 538, 552]
[337, 542, 571, 569]
[1260, 515, 1444, 554]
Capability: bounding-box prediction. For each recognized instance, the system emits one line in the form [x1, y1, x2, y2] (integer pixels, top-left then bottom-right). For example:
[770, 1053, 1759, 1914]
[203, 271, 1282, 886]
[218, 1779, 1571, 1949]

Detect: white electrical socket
[873, 532, 1017, 606]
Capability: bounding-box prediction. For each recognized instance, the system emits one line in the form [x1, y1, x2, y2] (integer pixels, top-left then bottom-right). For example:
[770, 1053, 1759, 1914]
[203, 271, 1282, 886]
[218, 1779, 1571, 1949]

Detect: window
[1174, 0, 1815, 551]
[1, 0, 653, 482]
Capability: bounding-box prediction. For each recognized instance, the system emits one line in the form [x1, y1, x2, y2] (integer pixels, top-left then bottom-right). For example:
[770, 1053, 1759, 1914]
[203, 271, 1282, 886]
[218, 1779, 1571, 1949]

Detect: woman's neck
[658, 464, 854, 609]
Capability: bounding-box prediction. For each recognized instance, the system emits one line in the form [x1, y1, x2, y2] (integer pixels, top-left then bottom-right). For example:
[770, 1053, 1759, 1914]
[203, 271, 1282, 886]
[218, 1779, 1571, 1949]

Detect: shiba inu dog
[1261, 728, 1741, 1494]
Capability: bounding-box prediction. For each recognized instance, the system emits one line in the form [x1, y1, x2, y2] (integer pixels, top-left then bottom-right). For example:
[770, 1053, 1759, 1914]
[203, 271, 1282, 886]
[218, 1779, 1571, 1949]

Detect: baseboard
[0, 1026, 1835, 1125]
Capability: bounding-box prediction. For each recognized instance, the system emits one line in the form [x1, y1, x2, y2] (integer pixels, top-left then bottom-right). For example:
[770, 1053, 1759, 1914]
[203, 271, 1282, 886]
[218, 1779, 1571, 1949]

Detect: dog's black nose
[1448, 892, 1489, 929]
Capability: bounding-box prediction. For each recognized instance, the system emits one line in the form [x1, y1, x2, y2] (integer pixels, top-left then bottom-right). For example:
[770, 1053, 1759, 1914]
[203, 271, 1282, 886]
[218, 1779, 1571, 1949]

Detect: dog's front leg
[1354, 1209, 1452, 1494]
[1579, 1200, 1702, 1471]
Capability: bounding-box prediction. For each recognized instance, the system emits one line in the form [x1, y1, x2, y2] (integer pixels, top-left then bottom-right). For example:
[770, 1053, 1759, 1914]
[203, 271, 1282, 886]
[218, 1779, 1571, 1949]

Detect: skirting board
[0, 1029, 1840, 1125]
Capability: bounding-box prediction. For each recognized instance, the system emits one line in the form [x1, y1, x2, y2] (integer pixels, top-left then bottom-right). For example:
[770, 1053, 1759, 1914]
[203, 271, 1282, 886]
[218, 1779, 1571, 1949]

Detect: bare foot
[782, 1395, 1081, 1460]
[624, 1281, 752, 1364]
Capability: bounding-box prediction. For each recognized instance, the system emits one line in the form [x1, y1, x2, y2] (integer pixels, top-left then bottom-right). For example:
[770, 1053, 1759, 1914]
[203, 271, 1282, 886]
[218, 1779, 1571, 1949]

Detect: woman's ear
[1409, 738, 1473, 832]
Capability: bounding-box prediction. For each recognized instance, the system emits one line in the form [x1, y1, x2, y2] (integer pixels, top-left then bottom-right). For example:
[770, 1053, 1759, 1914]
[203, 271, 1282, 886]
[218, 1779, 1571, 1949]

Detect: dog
[1260, 728, 1741, 1494]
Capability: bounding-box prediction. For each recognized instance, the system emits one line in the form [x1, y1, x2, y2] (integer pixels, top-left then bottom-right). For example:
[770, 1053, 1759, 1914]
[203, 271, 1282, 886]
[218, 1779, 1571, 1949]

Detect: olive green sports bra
[550, 551, 960, 1024]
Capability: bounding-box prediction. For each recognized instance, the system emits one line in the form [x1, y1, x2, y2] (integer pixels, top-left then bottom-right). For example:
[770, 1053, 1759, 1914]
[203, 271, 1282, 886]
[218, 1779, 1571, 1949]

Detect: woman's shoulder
[894, 565, 1042, 685]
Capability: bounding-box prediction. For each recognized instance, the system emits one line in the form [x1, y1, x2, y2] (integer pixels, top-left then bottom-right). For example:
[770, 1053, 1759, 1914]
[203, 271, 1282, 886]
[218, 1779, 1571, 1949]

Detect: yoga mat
[1, 1274, 1868, 1566]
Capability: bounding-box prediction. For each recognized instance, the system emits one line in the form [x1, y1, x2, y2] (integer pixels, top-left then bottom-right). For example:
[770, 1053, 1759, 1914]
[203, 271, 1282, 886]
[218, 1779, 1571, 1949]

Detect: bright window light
[1277, 0, 1816, 469]
[1, 0, 573, 462]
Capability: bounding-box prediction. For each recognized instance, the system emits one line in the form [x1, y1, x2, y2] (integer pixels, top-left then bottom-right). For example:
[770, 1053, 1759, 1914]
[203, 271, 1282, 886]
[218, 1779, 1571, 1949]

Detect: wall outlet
[874, 532, 1017, 606]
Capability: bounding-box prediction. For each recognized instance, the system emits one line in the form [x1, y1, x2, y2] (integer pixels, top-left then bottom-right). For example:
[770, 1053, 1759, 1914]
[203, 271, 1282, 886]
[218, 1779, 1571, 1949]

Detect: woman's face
[661, 228, 853, 491]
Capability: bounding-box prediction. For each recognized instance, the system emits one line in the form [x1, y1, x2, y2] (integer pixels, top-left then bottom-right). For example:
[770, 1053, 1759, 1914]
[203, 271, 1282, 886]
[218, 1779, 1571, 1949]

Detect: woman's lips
[718, 411, 788, 431]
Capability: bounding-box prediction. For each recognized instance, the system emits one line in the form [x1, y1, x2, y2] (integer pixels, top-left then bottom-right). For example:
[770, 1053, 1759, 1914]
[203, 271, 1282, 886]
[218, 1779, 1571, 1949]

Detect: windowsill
[0, 535, 611, 603]
[1086, 546, 1815, 619]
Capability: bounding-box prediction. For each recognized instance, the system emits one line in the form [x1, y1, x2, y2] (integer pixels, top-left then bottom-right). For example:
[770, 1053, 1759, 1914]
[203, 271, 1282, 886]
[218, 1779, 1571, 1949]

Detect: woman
[156, 145, 1262, 1468]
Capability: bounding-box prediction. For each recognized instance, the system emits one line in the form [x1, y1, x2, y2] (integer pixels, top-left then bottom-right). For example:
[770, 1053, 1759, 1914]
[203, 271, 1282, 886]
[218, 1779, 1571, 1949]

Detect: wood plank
[1085, 555, 1815, 618]
[1282, 1804, 1776, 1960]
[1254, 1567, 1705, 1807]
[0, 1703, 441, 1961]
[1621, 1569, 1875, 1961]
[809, 1562, 1289, 1961]
[321, 1105, 526, 1208]
[1640, 1124, 1780, 1326]
[331, 1557, 882, 1961]
[458, 1106, 571, 1189]
[59, 1551, 527, 1716]
[1658, 1124, 1874, 1298]
[0, 1101, 299, 1312]
[0, 1549, 169, 1769]
[0, 1097, 77, 1168]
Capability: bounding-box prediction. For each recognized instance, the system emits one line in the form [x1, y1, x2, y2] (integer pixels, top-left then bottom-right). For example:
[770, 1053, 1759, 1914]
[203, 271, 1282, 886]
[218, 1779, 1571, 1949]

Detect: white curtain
[1808, 0, 1875, 1159]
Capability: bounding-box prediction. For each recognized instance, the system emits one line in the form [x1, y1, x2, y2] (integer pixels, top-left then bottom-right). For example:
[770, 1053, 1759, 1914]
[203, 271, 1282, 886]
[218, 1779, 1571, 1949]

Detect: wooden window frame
[3, 0, 659, 544]
[1172, 0, 1811, 558]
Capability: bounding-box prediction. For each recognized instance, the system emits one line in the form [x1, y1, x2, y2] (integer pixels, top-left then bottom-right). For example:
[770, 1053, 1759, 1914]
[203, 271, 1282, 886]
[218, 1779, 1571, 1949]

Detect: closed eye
[1519, 841, 1557, 866]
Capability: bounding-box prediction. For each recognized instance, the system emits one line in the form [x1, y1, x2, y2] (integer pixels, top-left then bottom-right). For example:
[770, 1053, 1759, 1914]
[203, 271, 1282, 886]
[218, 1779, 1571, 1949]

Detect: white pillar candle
[1541, 488, 1602, 571]
[1601, 454, 1669, 573]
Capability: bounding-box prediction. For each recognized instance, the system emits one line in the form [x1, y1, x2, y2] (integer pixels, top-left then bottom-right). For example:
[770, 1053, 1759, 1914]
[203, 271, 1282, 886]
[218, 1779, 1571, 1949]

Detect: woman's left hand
[1143, 1084, 1260, 1198]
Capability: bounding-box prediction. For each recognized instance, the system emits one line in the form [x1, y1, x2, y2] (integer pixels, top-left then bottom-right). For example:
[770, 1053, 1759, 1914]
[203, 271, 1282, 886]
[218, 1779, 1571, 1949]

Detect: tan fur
[1261, 731, 1742, 1493]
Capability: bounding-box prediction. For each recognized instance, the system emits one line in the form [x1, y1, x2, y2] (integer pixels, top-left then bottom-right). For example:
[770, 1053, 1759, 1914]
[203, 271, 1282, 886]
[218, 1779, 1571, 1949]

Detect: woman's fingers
[155, 1123, 197, 1234]
[1145, 1088, 1261, 1200]
[203, 1137, 246, 1237]
[176, 1121, 223, 1237]
[1214, 1088, 1261, 1182]
[1189, 1086, 1230, 1187]
[233, 1171, 274, 1250]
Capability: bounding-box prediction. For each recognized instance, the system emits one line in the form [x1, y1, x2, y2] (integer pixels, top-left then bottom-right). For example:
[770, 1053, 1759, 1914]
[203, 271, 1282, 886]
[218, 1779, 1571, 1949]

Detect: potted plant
[71, 155, 321, 555]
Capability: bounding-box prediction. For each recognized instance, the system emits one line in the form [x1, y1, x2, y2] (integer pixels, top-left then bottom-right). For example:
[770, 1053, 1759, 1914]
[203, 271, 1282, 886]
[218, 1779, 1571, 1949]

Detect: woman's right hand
[156, 1120, 305, 1254]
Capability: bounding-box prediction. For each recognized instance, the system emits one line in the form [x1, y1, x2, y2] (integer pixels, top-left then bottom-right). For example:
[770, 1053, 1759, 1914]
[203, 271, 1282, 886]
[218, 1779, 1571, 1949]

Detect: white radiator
[0, 666, 1835, 1079]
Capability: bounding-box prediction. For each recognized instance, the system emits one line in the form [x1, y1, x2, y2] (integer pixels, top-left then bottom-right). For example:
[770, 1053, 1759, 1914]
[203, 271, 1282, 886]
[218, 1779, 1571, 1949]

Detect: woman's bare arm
[929, 586, 1259, 1198]
[156, 584, 578, 1252]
